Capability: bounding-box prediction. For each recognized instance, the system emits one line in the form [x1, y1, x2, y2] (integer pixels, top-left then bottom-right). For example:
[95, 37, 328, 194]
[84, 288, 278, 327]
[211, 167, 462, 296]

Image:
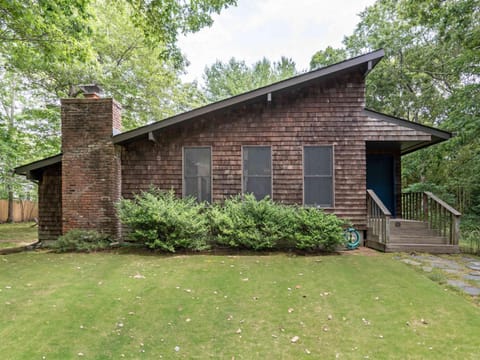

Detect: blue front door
[367, 154, 396, 216]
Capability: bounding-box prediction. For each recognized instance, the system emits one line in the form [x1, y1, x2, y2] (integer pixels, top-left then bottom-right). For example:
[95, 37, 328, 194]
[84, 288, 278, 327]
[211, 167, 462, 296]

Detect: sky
[178, 0, 377, 83]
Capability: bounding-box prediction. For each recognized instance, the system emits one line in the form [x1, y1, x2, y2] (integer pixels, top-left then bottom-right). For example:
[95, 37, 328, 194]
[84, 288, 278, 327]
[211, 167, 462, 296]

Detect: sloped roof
[15, 154, 62, 179]
[112, 49, 385, 144]
[15, 49, 451, 179]
[363, 109, 451, 154]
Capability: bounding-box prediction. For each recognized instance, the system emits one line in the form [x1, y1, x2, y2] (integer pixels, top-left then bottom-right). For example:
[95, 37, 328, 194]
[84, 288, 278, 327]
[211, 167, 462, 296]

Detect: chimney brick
[61, 98, 122, 240]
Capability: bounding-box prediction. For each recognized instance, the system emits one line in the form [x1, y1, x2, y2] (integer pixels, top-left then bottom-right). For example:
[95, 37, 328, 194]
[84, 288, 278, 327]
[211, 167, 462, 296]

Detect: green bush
[117, 189, 346, 253]
[52, 229, 112, 253]
[209, 194, 295, 250]
[116, 189, 209, 252]
[209, 194, 345, 251]
[293, 207, 345, 251]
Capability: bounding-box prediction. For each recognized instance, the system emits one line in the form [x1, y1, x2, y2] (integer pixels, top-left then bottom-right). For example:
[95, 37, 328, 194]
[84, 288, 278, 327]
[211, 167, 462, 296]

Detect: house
[15, 49, 461, 253]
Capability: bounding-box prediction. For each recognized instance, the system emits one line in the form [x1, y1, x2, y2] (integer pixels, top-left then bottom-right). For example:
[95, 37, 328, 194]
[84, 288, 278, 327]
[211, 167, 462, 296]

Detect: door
[367, 154, 396, 216]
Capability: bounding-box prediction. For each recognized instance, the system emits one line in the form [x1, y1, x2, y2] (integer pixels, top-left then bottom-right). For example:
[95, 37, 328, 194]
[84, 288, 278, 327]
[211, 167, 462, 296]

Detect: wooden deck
[366, 190, 461, 254]
[366, 219, 459, 254]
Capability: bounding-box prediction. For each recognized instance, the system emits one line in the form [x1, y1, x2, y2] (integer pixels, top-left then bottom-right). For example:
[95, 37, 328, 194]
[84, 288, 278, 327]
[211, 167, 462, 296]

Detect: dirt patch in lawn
[339, 246, 380, 256]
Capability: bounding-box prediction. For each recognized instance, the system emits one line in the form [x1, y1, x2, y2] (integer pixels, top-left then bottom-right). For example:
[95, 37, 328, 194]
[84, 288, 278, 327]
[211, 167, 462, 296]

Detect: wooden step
[388, 219, 446, 244]
[385, 243, 459, 254]
[367, 218, 458, 253]
[389, 235, 447, 244]
[389, 219, 429, 231]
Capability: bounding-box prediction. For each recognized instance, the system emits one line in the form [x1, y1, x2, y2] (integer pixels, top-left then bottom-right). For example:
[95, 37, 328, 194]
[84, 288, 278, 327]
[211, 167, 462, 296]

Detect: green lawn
[0, 222, 37, 244]
[0, 252, 479, 359]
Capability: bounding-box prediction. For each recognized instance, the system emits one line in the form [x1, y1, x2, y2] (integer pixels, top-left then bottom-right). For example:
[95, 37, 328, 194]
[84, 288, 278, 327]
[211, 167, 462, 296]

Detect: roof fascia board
[113, 49, 385, 144]
[14, 154, 62, 176]
[363, 108, 451, 140]
[401, 138, 444, 155]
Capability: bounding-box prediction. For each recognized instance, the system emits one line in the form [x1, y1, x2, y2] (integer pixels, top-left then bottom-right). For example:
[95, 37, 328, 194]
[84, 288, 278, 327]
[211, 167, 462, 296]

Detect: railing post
[452, 215, 460, 245]
[385, 215, 390, 244]
[423, 192, 429, 223]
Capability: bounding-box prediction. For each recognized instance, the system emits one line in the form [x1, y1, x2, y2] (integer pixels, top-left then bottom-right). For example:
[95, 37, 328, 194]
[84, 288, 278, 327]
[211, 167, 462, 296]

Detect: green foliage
[203, 57, 298, 102]
[311, 0, 480, 216]
[126, 0, 237, 66]
[293, 207, 346, 252]
[116, 189, 209, 252]
[209, 194, 294, 250]
[89, 0, 209, 129]
[52, 229, 112, 253]
[2, 0, 234, 205]
[310, 46, 347, 70]
[209, 194, 345, 251]
[0, 0, 93, 73]
[403, 182, 456, 207]
[118, 190, 345, 252]
[460, 227, 480, 256]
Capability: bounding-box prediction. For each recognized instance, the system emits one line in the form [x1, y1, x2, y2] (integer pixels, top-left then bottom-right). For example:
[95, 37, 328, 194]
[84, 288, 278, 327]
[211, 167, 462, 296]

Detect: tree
[89, 0, 209, 129]
[310, 46, 347, 69]
[0, 0, 236, 218]
[203, 57, 298, 102]
[313, 0, 479, 215]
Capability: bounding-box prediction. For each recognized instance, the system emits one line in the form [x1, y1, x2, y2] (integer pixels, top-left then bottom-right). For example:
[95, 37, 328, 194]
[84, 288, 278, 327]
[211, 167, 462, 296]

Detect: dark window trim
[302, 145, 335, 208]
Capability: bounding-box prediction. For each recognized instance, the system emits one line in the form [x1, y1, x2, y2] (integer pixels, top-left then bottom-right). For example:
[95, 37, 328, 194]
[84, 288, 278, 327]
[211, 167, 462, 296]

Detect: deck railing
[402, 191, 461, 245]
[367, 189, 391, 244]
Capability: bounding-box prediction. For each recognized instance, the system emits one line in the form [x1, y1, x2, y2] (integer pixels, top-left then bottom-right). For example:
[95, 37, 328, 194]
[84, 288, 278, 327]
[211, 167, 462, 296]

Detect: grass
[1, 252, 479, 359]
[0, 222, 37, 243]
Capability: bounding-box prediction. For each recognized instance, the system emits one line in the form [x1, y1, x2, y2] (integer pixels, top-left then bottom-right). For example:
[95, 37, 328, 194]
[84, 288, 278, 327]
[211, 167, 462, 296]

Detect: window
[183, 147, 211, 203]
[304, 146, 333, 207]
[242, 146, 272, 200]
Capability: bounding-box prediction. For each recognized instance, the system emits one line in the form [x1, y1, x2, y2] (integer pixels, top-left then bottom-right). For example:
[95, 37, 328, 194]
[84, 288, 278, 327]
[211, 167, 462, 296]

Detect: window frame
[302, 145, 335, 208]
[182, 146, 213, 203]
[241, 145, 273, 200]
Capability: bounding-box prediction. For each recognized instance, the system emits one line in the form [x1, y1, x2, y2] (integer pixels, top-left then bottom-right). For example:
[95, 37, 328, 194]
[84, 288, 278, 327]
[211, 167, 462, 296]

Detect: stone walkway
[396, 254, 480, 297]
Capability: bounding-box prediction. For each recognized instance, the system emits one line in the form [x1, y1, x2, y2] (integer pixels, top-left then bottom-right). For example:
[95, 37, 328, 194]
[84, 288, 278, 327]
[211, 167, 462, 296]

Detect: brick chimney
[61, 89, 122, 240]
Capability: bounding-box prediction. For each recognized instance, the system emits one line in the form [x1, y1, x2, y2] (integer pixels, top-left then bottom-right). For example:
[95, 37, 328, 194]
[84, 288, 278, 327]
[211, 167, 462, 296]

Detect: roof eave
[113, 49, 385, 145]
[362, 109, 452, 155]
[14, 154, 63, 180]
[400, 137, 445, 155]
[363, 108, 452, 140]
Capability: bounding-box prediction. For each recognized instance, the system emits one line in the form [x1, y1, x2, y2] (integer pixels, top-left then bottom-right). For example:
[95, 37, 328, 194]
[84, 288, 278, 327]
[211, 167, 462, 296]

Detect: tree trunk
[7, 188, 14, 223]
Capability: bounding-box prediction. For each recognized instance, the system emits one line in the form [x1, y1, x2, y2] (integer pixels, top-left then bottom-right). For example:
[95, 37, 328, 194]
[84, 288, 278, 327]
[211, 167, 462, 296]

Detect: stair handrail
[424, 192, 461, 216]
[402, 191, 461, 245]
[367, 189, 391, 244]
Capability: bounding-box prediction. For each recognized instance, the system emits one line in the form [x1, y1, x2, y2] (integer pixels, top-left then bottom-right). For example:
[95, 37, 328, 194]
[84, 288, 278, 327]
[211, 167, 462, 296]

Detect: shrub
[52, 229, 112, 253]
[209, 194, 345, 251]
[117, 189, 346, 253]
[116, 189, 209, 252]
[209, 194, 295, 250]
[293, 207, 345, 251]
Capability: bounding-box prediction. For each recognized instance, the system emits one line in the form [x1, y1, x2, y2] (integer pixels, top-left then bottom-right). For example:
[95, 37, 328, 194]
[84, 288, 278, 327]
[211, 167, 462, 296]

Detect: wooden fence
[0, 200, 38, 223]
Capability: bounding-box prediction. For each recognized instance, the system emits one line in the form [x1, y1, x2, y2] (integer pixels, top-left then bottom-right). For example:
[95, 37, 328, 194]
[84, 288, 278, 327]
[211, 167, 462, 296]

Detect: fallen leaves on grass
[362, 318, 371, 325]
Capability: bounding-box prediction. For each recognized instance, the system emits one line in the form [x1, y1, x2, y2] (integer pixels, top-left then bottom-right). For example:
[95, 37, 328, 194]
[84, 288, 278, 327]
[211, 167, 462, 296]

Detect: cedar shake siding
[122, 73, 367, 228]
[61, 98, 123, 240]
[122, 72, 437, 230]
[38, 163, 62, 242]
